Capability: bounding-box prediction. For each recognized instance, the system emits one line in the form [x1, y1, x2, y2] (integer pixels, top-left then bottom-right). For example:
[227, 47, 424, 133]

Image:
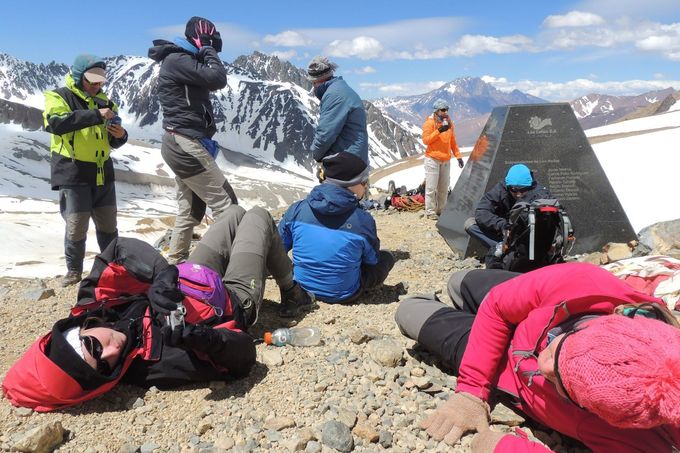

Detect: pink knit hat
[557, 315, 680, 429]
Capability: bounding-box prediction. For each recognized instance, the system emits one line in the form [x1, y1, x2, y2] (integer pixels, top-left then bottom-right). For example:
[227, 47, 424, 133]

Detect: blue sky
[1, 0, 678, 101]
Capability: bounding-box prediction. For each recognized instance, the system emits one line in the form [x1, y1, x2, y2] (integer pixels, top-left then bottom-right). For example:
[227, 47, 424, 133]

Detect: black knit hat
[322, 152, 369, 187]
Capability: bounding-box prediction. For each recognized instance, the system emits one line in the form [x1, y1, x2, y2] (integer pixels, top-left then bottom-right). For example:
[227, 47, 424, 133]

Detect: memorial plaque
[437, 103, 637, 257]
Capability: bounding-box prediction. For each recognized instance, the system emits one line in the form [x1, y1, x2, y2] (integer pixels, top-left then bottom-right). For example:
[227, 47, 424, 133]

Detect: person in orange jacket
[422, 99, 464, 220]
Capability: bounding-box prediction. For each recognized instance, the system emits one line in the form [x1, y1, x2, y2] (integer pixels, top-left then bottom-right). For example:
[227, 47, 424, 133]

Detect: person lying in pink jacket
[395, 262, 680, 452]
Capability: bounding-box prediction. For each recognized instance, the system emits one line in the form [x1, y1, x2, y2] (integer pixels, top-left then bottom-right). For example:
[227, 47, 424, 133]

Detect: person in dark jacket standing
[148, 16, 238, 264]
[278, 153, 395, 305]
[307, 56, 369, 181]
[465, 164, 551, 252]
[44, 54, 128, 287]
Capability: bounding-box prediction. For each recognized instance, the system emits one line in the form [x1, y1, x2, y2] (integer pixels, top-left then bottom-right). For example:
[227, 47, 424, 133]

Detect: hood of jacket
[313, 76, 341, 100]
[148, 39, 193, 62]
[2, 302, 152, 412]
[308, 183, 358, 216]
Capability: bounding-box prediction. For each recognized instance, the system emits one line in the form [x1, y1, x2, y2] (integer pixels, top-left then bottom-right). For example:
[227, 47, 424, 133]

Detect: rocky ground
[0, 209, 634, 453]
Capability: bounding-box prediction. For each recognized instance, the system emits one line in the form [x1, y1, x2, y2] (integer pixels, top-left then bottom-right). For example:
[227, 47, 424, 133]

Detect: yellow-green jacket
[44, 74, 127, 189]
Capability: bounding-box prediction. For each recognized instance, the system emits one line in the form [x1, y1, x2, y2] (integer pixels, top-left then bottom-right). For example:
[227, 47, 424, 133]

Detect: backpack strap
[528, 206, 536, 261]
[558, 210, 574, 255]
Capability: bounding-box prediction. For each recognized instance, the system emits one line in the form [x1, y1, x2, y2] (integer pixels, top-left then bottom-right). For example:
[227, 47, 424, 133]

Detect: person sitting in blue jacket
[278, 153, 395, 303]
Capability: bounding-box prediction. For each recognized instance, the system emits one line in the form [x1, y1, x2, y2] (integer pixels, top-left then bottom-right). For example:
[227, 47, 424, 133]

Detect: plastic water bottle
[264, 326, 321, 347]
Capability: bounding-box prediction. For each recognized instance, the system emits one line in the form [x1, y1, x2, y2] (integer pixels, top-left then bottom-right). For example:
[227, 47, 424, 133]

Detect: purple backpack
[176, 262, 227, 312]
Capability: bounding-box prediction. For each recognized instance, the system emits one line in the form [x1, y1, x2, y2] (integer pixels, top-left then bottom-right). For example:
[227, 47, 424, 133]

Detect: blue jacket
[278, 184, 379, 302]
[310, 77, 368, 164]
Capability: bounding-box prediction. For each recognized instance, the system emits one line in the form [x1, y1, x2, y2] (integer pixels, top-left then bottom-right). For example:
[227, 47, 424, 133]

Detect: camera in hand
[166, 303, 186, 329]
[106, 115, 122, 127]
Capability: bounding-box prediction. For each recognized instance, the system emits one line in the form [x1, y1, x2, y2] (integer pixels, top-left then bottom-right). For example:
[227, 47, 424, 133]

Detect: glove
[419, 392, 490, 445]
[191, 18, 220, 50]
[471, 430, 508, 453]
[148, 265, 184, 315]
[457, 158, 464, 168]
[211, 31, 223, 53]
[316, 165, 326, 183]
[162, 324, 214, 351]
[438, 124, 450, 133]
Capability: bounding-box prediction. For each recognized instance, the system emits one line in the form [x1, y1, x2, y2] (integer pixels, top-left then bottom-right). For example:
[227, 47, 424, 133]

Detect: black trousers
[395, 269, 518, 374]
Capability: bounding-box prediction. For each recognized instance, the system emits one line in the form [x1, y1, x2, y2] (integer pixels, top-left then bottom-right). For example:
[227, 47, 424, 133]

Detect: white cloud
[453, 34, 534, 56]
[482, 75, 680, 101]
[538, 18, 680, 61]
[326, 36, 384, 59]
[270, 49, 297, 61]
[635, 25, 680, 60]
[350, 66, 376, 74]
[575, 0, 678, 18]
[361, 81, 446, 97]
[258, 17, 470, 60]
[263, 31, 310, 47]
[375, 34, 534, 60]
[543, 11, 604, 28]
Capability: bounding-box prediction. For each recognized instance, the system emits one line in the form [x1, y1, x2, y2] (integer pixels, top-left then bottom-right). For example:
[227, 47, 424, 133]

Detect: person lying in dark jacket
[2, 206, 314, 411]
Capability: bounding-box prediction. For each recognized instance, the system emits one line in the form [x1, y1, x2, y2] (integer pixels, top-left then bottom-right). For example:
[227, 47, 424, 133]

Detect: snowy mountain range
[569, 88, 679, 129]
[372, 77, 547, 146]
[372, 76, 679, 146]
[0, 51, 424, 177]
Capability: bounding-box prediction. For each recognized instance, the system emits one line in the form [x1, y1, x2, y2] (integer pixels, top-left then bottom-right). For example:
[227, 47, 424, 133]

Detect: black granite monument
[438, 103, 637, 258]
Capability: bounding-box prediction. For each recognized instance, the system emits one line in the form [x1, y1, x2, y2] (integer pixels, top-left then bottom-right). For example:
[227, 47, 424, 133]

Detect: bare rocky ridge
[0, 211, 592, 453]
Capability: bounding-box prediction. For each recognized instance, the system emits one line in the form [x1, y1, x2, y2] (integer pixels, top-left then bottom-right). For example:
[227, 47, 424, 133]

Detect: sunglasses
[80, 335, 111, 374]
[84, 79, 104, 86]
[438, 108, 449, 112]
[508, 186, 531, 194]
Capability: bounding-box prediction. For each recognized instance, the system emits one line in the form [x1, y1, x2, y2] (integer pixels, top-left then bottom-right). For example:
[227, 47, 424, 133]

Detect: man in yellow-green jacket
[44, 54, 128, 287]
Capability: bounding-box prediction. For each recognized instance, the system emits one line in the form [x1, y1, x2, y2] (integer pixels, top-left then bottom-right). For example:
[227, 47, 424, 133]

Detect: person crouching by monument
[148, 16, 238, 264]
[278, 152, 395, 305]
[2, 206, 315, 411]
[465, 163, 551, 256]
[422, 99, 464, 220]
[44, 54, 129, 287]
[395, 263, 680, 451]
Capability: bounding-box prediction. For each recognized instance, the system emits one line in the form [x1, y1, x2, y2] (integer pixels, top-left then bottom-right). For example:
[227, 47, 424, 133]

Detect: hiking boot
[279, 282, 316, 318]
[61, 270, 82, 287]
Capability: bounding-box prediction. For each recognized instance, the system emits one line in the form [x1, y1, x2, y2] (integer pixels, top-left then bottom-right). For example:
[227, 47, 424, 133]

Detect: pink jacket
[455, 262, 680, 452]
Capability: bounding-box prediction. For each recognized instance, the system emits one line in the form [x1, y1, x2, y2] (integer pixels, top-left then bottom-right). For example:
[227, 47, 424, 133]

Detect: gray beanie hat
[433, 99, 449, 110]
[307, 56, 338, 82]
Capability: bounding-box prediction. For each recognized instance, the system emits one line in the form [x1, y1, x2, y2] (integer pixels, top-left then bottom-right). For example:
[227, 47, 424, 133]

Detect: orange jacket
[422, 114, 461, 162]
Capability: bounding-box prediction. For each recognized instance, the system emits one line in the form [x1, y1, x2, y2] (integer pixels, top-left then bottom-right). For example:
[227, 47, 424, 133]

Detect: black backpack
[493, 199, 575, 273]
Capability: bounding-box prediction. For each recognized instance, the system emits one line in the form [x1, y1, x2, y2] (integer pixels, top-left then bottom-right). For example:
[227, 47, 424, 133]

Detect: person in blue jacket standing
[278, 153, 395, 304]
[307, 56, 369, 180]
